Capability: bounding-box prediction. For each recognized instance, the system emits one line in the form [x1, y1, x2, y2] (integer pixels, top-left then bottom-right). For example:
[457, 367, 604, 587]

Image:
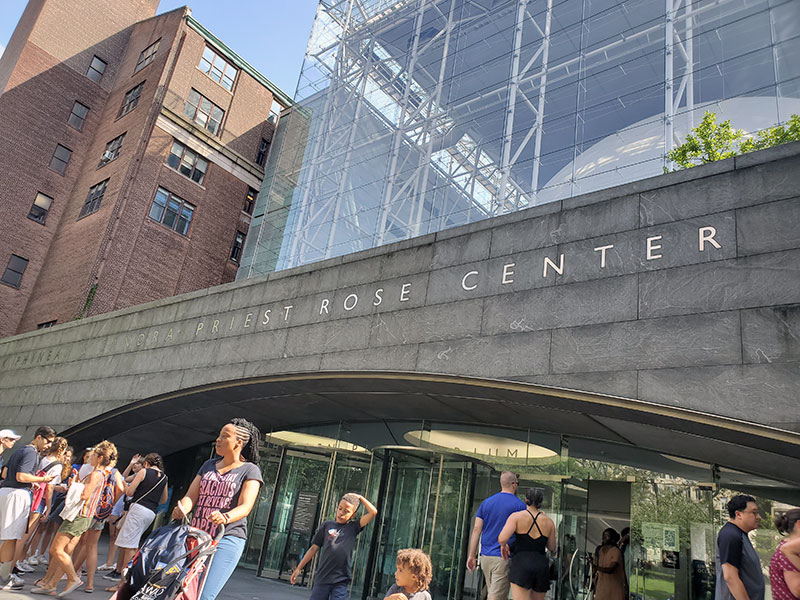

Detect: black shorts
[509, 551, 550, 593]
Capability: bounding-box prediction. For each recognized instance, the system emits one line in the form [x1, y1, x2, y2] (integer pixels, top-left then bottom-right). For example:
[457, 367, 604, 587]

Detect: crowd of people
[0, 425, 795, 600]
[464, 474, 800, 600]
[0, 419, 270, 600]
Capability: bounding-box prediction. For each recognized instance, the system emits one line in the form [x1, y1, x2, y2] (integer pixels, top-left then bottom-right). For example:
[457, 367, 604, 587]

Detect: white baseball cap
[0, 430, 21, 440]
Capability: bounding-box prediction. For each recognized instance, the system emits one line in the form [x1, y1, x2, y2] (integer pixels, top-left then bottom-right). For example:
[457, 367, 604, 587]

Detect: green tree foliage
[667, 111, 800, 170]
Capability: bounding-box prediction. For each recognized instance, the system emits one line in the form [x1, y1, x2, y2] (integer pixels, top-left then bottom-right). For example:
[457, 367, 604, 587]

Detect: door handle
[569, 548, 580, 596]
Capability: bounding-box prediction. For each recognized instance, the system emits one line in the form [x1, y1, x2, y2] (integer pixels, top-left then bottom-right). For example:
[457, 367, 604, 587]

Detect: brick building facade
[0, 0, 290, 337]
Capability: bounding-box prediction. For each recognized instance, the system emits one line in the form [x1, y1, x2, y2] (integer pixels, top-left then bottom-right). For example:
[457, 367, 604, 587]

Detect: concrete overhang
[62, 371, 800, 491]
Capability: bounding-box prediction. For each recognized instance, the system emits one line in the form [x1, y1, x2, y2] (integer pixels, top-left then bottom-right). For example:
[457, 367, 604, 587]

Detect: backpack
[94, 469, 117, 520]
[30, 460, 62, 512]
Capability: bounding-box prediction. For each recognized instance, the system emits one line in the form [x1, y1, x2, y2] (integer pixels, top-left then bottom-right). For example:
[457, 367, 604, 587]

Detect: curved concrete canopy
[61, 371, 800, 488]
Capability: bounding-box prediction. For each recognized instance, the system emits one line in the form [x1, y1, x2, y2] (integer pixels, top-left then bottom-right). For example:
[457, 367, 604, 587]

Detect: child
[290, 492, 378, 600]
[385, 548, 433, 600]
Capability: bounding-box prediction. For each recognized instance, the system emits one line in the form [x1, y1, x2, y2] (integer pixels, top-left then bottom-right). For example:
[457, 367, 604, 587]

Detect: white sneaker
[1, 573, 25, 589]
[38, 554, 49, 565]
[27, 556, 39, 566]
[15, 560, 35, 573]
[97, 563, 115, 571]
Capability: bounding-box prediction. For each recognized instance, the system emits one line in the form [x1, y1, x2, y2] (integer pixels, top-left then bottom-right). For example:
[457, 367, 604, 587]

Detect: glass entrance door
[629, 481, 715, 600]
[364, 448, 479, 600]
[561, 478, 591, 600]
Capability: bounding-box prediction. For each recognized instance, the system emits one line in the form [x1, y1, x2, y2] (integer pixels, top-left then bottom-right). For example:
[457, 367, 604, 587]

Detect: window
[166, 140, 209, 184]
[198, 46, 237, 91]
[118, 82, 144, 118]
[86, 56, 107, 83]
[268, 100, 282, 124]
[256, 138, 269, 167]
[184, 89, 224, 135]
[148, 187, 194, 236]
[243, 188, 257, 215]
[79, 179, 109, 218]
[99, 133, 126, 167]
[67, 102, 89, 131]
[134, 39, 160, 73]
[37, 321, 57, 329]
[49, 144, 72, 175]
[230, 231, 246, 262]
[1, 255, 28, 288]
[28, 192, 53, 225]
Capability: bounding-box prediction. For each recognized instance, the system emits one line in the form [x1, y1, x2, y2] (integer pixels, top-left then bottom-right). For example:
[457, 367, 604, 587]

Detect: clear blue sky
[0, 0, 320, 97]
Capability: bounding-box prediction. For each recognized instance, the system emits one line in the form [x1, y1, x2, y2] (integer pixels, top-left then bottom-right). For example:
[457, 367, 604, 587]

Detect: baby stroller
[112, 522, 224, 600]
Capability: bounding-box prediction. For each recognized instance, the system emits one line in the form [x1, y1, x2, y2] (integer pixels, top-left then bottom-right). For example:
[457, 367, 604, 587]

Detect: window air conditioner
[102, 150, 115, 161]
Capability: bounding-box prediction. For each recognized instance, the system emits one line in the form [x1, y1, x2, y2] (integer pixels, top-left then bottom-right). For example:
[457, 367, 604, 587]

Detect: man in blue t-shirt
[467, 471, 526, 600]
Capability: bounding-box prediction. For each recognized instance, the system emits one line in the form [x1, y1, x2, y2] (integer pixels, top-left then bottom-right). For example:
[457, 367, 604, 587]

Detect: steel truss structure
[267, 0, 777, 270]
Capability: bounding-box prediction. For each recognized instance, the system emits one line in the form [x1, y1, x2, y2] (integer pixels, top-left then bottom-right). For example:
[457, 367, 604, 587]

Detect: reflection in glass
[239, 0, 800, 278]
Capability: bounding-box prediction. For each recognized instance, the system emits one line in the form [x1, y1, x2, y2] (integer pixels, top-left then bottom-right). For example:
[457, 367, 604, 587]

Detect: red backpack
[94, 469, 117, 520]
[30, 460, 63, 512]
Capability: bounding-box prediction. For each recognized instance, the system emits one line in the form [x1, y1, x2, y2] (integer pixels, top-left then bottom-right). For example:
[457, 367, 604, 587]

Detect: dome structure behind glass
[238, 0, 799, 277]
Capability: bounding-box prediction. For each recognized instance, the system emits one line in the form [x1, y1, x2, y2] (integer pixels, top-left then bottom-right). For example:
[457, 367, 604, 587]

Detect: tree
[666, 111, 800, 170]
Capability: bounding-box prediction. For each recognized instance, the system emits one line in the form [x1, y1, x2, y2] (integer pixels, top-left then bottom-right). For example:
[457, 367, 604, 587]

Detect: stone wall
[0, 142, 798, 440]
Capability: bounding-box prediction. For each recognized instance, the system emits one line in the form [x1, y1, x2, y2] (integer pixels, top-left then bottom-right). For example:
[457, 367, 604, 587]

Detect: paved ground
[0, 564, 314, 600]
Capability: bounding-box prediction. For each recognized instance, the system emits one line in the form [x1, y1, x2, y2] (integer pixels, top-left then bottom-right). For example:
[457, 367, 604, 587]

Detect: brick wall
[2, 2, 281, 336]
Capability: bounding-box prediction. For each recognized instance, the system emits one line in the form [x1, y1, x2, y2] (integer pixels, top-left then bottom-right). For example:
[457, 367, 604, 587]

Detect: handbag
[118, 472, 167, 531]
[59, 480, 85, 522]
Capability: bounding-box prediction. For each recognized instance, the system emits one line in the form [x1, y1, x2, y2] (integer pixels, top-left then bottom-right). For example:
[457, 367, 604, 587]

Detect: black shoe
[103, 571, 122, 581]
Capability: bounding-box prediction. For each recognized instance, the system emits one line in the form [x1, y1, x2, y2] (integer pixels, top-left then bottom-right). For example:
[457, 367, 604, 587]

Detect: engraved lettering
[344, 293, 358, 311]
[699, 226, 721, 251]
[211, 320, 219, 334]
[646, 235, 663, 260]
[462, 271, 478, 291]
[502, 263, 515, 285]
[594, 244, 614, 268]
[543, 254, 564, 277]
[283, 305, 293, 321]
[244, 313, 253, 328]
[400, 283, 411, 302]
[195, 322, 204, 336]
[261, 309, 271, 325]
[373, 288, 383, 306]
[320, 298, 330, 315]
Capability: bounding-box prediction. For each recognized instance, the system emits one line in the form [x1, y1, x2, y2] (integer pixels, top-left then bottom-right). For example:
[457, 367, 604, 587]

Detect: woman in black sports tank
[498, 488, 558, 600]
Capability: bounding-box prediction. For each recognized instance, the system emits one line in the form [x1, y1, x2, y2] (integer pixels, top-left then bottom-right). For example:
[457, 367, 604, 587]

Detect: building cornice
[157, 106, 264, 188]
[184, 15, 294, 108]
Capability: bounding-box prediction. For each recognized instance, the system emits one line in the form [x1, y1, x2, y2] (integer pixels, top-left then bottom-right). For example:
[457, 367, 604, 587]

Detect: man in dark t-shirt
[0, 426, 55, 591]
[715, 494, 765, 600]
[291, 492, 378, 600]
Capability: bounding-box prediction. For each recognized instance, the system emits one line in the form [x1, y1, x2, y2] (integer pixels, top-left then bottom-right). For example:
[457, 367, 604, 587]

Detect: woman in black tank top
[499, 488, 558, 600]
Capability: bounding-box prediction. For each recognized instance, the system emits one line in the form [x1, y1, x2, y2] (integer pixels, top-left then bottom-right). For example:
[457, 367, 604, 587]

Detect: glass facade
[239, 0, 800, 277]
[232, 420, 799, 600]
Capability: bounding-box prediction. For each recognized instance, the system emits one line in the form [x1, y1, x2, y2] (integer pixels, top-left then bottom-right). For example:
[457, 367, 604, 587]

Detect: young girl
[385, 548, 433, 600]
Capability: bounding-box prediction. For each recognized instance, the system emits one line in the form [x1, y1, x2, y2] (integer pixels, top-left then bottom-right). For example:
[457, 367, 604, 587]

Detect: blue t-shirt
[476, 491, 526, 557]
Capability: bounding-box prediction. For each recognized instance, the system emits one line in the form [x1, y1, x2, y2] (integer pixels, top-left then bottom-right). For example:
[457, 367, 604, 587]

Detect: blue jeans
[199, 535, 246, 600]
[310, 582, 349, 600]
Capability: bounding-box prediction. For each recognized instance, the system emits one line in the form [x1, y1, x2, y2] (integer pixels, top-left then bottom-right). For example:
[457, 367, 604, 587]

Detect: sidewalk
[0, 565, 313, 600]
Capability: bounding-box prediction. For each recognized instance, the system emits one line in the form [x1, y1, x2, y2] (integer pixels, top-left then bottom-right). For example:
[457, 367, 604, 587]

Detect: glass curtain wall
[240, 0, 800, 276]
[238, 421, 798, 600]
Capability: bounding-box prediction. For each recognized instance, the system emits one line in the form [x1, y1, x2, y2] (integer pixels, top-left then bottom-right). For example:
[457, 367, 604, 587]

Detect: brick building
[0, 0, 291, 337]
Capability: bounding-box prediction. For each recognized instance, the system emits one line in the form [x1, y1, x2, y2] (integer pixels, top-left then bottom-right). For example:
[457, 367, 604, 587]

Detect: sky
[0, 0, 320, 97]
